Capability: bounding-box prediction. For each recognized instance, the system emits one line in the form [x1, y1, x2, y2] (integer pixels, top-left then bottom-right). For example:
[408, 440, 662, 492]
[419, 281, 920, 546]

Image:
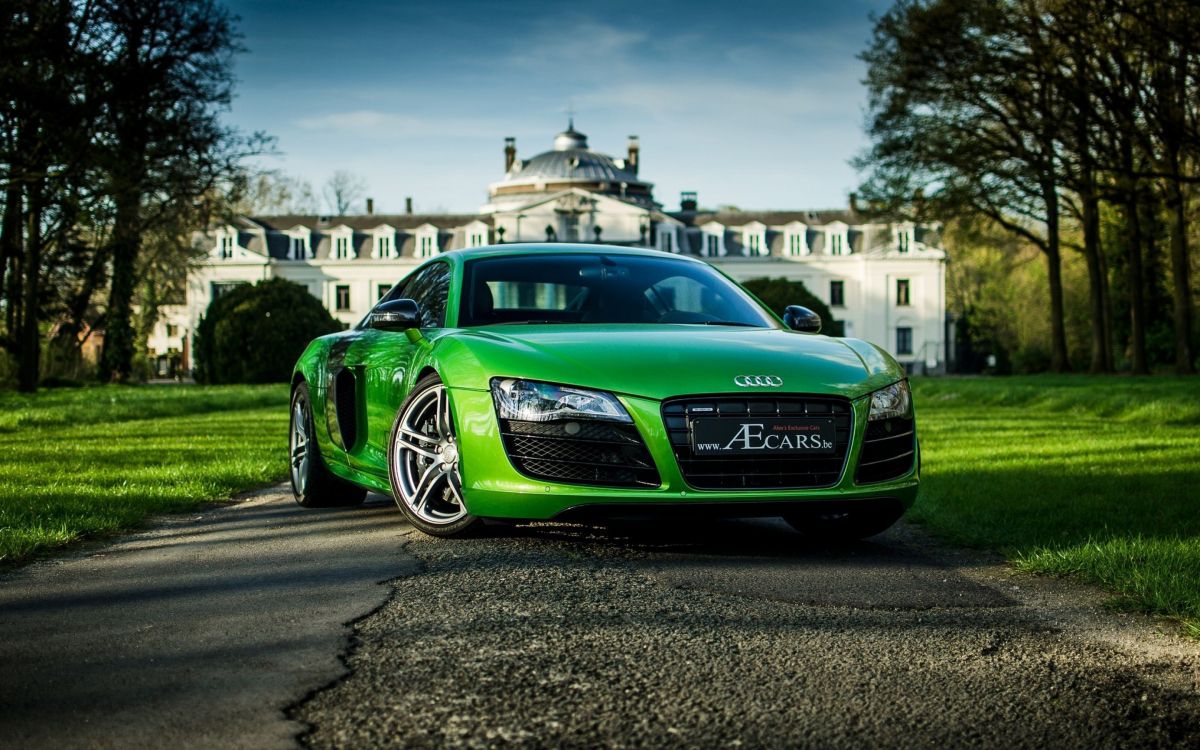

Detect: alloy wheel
[392, 384, 467, 525]
[290, 400, 310, 494]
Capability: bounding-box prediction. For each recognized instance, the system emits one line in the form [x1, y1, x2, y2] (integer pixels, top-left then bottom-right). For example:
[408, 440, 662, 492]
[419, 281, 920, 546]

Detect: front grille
[855, 416, 916, 484]
[498, 419, 660, 488]
[662, 396, 853, 490]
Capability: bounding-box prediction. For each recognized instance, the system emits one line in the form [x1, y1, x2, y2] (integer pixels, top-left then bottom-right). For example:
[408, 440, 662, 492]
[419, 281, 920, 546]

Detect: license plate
[690, 417, 836, 455]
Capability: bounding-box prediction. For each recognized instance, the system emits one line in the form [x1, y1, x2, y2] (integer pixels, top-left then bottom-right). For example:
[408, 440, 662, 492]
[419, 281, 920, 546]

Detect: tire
[290, 381, 367, 508]
[387, 373, 480, 537]
[783, 500, 905, 541]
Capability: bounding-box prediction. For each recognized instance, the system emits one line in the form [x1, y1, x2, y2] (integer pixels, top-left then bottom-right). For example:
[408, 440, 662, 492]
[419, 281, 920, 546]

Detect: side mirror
[783, 305, 821, 334]
[367, 298, 420, 331]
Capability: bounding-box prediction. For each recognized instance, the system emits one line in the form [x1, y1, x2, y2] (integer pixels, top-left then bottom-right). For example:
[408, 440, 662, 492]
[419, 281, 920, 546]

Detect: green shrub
[740, 277, 845, 337]
[194, 279, 340, 384]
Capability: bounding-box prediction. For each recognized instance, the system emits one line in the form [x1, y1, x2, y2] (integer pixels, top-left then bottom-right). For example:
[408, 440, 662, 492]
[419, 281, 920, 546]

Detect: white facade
[161, 124, 948, 375]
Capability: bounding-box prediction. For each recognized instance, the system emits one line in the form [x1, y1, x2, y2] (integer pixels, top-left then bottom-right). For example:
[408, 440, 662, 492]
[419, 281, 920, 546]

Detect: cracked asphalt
[2, 486, 1198, 749]
[298, 503, 1200, 749]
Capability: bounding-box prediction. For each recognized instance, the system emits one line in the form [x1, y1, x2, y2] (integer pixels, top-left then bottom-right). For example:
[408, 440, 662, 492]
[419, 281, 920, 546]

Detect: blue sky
[224, 0, 889, 214]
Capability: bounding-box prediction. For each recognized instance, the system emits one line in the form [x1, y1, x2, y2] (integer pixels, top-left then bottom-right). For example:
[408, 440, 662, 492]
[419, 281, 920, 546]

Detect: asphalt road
[0, 487, 417, 749]
[1, 487, 1198, 749]
[297, 507, 1200, 749]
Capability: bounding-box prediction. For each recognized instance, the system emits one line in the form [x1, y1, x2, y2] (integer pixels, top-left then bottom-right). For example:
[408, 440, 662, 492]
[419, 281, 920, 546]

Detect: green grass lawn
[1, 377, 1196, 637]
[911, 376, 1200, 636]
[0, 384, 290, 563]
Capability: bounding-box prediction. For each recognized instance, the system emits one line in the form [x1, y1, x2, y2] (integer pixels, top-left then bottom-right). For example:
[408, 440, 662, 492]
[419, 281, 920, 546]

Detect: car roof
[437, 243, 707, 265]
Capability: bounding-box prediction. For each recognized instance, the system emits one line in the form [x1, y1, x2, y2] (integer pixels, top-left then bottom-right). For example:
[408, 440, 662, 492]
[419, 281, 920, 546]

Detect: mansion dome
[486, 121, 656, 211]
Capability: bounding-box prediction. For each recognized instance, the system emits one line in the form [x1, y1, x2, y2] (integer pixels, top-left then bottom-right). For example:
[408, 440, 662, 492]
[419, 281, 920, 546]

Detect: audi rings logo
[733, 375, 784, 388]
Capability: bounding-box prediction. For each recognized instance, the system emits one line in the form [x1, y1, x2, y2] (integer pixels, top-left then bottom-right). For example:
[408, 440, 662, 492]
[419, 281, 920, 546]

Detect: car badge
[734, 375, 784, 388]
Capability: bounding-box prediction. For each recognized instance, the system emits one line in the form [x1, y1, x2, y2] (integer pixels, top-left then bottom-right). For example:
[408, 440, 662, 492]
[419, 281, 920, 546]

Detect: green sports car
[289, 243, 919, 538]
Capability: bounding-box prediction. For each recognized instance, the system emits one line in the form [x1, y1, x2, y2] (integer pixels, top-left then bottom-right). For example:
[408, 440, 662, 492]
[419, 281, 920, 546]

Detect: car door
[345, 261, 452, 479]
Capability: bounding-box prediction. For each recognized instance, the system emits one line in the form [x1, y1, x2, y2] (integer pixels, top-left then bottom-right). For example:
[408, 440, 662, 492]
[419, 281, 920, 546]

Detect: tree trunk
[1124, 194, 1149, 375]
[1164, 175, 1195, 374]
[1080, 183, 1111, 373]
[100, 188, 141, 382]
[1099, 238, 1115, 371]
[1044, 182, 1070, 372]
[17, 178, 42, 391]
[0, 181, 22, 347]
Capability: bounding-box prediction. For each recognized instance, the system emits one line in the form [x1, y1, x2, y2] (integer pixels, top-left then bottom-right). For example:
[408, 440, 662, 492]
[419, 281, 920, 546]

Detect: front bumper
[450, 387, 920, 520]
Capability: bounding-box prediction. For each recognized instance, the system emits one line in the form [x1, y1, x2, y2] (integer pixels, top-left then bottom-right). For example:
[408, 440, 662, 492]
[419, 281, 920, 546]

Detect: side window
[398, 262, 451, 328]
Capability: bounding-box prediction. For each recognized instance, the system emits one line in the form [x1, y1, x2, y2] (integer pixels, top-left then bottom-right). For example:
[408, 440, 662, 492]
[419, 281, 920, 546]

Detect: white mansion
[152, 122, 948, 376]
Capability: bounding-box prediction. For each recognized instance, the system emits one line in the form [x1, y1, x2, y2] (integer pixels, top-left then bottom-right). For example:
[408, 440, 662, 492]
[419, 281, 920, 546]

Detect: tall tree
[95, 0, 263, 382]
[0, 1, 93, 391]
[856, 0, 1072, 371]
[323, 170, 367, 216]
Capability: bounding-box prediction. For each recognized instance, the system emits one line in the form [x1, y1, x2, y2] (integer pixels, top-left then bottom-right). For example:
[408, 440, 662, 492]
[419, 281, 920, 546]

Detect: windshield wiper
[697, 320, 763, 327]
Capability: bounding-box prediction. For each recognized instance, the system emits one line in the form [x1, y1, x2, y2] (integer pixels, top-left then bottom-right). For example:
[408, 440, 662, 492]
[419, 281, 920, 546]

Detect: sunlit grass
[911, 376, 1200, 635]
[0, 384, 289, 563]
[2, 377, 1197, 637]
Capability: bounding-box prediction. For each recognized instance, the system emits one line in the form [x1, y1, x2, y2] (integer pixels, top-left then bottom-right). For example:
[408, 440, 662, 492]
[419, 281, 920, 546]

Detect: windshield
[459, 253, 776, 328]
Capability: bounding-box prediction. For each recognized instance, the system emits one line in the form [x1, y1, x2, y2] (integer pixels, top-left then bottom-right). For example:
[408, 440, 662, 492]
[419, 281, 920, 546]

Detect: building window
[211, 281, 244, 299]
[898, 229, 911, 252]
[290, 236, 307, 259]
[658, 229, 674, 252]
[219, 234, 234, 259]
[788, 233, 806, 255]
[377, 283, 390, 300]
[705, 234, 719, 257]
[166, 324, 178, 337]
[829, 233, 845, 255]
[334, 236, 351, 259]
[419, 234, 438, 257]
[745, 233, 761, 255]
[335, 285, 351, 311]
[376, 234, 394, 258]
[468, 230, 487, 247]
[829, 280, 844, 307]
[896, 326, 913, 355]
[896, 278, 911, 306]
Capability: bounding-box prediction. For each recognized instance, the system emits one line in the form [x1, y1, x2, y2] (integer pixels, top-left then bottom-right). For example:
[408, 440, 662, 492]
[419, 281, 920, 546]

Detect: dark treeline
[857, 0, 1200, 374]
[0, 0, 265, 391]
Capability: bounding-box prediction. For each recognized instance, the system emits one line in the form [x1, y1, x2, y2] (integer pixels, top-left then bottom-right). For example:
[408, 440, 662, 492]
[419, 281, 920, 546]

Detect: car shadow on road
[473, 515, 1017, 610]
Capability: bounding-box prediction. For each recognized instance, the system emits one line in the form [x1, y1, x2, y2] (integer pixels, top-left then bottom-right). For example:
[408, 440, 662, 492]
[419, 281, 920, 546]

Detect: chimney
[366, 197, 374, 215]
[626, 135, 639, 175]
[504, 137, 516, 172]
[680, 191, 697, 212]
[405, 197, 413, 215]
[848, 192, 858, 213]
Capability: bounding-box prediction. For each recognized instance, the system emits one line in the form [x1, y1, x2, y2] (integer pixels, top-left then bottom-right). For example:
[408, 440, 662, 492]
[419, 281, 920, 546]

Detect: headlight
[868, 380, 912, 421]
[490, 378, 632, 423]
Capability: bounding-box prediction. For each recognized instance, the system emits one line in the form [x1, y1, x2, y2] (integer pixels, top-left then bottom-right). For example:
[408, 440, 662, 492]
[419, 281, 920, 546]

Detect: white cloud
[503, 18, 648, 73]
[294, 110, 503, 139]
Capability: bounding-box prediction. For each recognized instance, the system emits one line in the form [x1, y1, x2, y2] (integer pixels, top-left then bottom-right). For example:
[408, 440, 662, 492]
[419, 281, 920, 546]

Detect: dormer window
[289, 235, 314, 260]
[464, 221, 489, 249]
[219, 234, 234, 259]
[742, 222, 766, 257]
[826, 223, 849, 256]
[375, 234, 394, 258]
[700, 222, 725, 257]
[784, 222, 808, 256]
[416, 224, 440, 258]
[895, 223, 915, 253]
[657, 227, 676, 253]
[334, 236, 351, 259]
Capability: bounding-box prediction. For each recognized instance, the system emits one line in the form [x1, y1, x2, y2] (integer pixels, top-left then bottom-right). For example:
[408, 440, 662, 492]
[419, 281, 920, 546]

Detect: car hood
[436, 325, 903, 401]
